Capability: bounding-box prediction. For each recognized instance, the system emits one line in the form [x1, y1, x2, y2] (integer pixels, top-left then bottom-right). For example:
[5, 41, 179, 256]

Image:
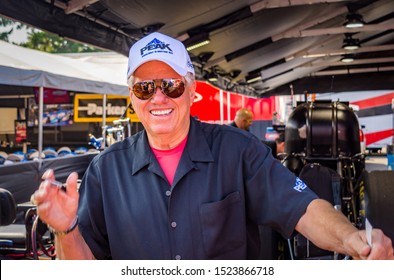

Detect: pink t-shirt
[151, 136, 188, 185]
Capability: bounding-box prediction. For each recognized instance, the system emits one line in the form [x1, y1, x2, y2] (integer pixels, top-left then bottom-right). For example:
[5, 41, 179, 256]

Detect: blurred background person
[229, 108, 253, 131]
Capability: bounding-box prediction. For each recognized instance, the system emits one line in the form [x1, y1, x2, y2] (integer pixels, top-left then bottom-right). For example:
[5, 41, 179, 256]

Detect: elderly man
[31, 32, 393, 260]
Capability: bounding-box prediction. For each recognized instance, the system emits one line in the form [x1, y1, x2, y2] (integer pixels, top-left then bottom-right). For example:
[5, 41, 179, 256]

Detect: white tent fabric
[0, 40, 130, 164]
[0, 40, 129, 96]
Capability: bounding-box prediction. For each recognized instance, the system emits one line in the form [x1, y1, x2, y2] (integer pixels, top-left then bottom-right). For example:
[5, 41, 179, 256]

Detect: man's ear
[129, 87, 135, 107]
[189, 82, 196, 106]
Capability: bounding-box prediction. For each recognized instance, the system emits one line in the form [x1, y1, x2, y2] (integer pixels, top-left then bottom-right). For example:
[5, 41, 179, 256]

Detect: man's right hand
[30, 169, 79, 232]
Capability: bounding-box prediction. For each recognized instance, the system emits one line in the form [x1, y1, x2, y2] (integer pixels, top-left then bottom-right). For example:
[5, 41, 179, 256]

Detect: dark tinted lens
[133, 79, 185, 100]
[162, 79, 185, 99]
[133, 81, 155, 100]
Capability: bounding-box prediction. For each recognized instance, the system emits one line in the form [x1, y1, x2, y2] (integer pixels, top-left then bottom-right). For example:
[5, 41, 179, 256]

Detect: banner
[34, 87, 71, 104]
[74, 94, 139, 122]
[27, 98, 74, 127]
[14, 119, 27, 143]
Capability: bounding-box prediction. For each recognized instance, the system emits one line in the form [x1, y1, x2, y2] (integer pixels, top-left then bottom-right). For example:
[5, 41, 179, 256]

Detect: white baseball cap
[127, 32, 194, 78]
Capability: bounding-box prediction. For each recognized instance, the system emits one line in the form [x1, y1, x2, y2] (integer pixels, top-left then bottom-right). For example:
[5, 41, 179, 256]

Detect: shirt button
[175, 255, 181, 260]
[171, 221, 177, 228]
[165, 190, 171, 196]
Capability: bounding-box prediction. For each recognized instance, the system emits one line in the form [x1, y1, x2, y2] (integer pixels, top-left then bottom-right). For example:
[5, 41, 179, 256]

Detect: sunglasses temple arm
[119, 101, 132, 119]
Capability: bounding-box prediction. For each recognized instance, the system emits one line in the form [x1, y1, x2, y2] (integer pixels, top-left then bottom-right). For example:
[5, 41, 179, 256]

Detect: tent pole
[38, 86, 44, 168]
[102, 94, 107, 149]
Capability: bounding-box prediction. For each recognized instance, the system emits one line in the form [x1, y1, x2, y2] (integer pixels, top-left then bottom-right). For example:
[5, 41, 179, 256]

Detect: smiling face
[129, 60, 195, 149]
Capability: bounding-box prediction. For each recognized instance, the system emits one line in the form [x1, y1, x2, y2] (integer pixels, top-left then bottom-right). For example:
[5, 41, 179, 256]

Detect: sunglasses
[132, 78, 186, 100]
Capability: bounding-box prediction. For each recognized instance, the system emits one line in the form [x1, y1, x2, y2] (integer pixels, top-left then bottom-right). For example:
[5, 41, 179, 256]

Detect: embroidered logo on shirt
[293, 177, 307, 192]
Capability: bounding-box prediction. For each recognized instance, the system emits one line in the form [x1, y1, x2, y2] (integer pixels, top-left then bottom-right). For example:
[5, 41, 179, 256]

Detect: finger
[33, 178, 59, 204]
[368, 230, 394, 259]
[346, 231, 371, 259]
[65, 172, 79, 198]
[30, 193, 37, 205]
[42, 168, 55, 180]
[38, 169, 56, 191]
[357, 231, 372, 259]
[35, 200, 51, 220]
[359, 244, 371, 259]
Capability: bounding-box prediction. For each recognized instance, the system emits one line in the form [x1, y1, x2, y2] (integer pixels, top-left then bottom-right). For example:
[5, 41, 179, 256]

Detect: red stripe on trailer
[365, 129, 394, 146]
[352, 92, 394, 110]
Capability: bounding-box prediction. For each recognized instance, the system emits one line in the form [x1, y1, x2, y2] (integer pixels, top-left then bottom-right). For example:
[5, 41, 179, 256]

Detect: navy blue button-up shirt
[78, 117, 317, 259]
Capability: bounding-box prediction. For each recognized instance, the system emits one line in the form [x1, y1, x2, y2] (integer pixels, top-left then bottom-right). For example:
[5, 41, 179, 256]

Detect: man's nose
[150, 87, 168, 103]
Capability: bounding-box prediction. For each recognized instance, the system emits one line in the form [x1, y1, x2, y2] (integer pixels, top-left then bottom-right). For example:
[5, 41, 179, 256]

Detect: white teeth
[151, 109, 173, 116]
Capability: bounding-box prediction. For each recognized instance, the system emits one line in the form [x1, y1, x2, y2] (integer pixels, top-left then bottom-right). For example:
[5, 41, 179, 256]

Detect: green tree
[1, 15, 102, 53]
[0, 16, 26, 42]
[20, 31, 102, 53]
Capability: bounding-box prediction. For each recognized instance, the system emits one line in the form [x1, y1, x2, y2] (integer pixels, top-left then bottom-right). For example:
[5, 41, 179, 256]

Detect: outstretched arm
[295, 199, 394, 260]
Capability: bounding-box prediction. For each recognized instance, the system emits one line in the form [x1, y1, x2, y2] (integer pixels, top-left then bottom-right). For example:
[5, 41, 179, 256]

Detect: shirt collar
[186, 117, 214, 163]
[131, 130, 153, 175]
[131, 117, 214, 175]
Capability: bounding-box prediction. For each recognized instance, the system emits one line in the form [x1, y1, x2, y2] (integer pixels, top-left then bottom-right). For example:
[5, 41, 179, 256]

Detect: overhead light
[186, 40, 210, 51]
[342, 34, 361, 50]
[246, 73, 262, 84]
[302, 53, 327, 58]
[344, 12, 365, 29]
[207, 72, 218, 82]
[341, 54, 354, 63]
[247, 76, 262, 83]
[184, 33, 210, 51]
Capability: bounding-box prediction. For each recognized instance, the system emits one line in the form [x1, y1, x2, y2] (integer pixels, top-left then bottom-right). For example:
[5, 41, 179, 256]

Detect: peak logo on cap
[127, 32, 195, 78]
[140, 38, 173, 57]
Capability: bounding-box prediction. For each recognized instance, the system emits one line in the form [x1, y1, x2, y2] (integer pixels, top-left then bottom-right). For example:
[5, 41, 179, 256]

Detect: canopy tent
[0, 40, 129, 95]
[0, 40, 130, 163]
[1, 0, 393, 97]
